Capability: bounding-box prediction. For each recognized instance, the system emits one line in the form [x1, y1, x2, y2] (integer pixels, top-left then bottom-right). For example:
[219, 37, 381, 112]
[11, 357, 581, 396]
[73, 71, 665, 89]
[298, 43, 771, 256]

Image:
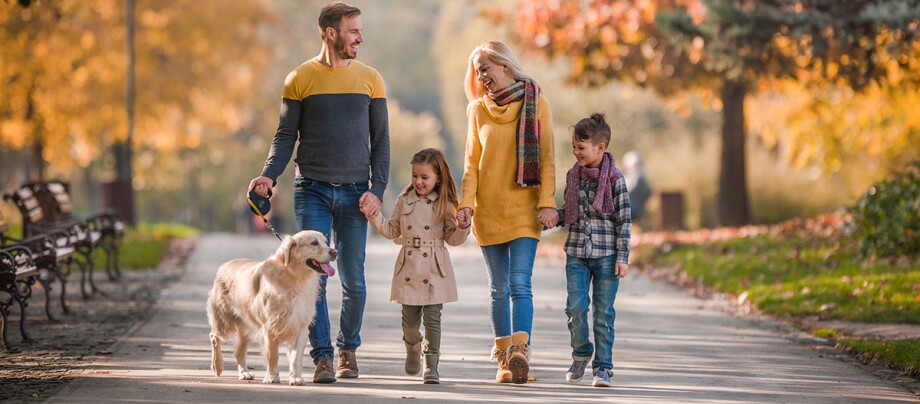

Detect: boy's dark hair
[572, 112, 611, 146]
[318, 2, 361, 34]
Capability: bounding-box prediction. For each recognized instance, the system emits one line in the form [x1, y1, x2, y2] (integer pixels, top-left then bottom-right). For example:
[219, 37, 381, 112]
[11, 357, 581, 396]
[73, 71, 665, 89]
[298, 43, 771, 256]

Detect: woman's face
[473, 52, 516, 94]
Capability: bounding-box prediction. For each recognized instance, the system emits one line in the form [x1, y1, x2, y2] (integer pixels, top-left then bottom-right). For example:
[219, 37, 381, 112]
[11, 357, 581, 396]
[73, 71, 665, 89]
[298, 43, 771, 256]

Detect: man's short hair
[318, 2, 361, 34]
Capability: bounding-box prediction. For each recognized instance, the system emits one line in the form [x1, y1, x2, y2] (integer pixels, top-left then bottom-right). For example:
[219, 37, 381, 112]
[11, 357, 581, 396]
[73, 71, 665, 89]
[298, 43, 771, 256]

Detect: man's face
[331, 15, 363, 60]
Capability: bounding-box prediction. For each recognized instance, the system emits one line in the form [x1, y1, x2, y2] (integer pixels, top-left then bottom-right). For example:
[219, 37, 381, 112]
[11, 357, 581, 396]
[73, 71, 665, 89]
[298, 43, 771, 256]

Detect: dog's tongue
[321, 262, 336, 277]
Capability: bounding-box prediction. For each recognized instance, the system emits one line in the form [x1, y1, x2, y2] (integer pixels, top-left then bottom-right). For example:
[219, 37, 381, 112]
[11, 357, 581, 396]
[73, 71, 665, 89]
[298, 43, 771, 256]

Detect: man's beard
[333, 35, 357, 60]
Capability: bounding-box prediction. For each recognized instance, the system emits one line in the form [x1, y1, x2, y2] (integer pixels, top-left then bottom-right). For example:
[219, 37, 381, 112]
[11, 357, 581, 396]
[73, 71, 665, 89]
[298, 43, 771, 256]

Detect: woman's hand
[537, 208, 558, 229]
[457, 208, 472, 229]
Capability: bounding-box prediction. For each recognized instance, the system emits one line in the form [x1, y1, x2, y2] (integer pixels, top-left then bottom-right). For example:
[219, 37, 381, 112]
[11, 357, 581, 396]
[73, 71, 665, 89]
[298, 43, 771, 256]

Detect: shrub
[850, 161, 920, 259]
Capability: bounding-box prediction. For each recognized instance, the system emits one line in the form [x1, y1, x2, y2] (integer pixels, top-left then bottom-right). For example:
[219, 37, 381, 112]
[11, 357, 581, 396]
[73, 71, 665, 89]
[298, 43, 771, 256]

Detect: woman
[457, 41, 556, 384]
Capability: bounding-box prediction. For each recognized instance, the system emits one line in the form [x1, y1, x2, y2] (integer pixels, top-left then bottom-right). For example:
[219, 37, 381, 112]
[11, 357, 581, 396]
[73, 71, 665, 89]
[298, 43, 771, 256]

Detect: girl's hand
[614, 263, 629, 279]
[537, 208, 558, 229]
[457, 208, 472, 229]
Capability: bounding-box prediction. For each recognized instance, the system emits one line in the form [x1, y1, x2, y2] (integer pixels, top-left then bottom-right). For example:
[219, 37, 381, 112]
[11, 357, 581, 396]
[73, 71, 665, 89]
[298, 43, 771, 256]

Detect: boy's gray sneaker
[592, 368, 613, 387]
[565, 359, 588, 384]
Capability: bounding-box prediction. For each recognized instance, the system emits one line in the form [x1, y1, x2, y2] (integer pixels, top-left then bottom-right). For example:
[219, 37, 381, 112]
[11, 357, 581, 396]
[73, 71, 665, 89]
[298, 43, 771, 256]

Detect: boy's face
[572, 136, 606, 168]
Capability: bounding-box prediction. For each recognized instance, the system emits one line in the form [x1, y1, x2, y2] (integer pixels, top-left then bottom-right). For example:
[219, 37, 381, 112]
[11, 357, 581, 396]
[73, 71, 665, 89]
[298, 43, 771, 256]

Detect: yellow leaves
[0, 119, 29, 148]
[825, 62, 838, 79]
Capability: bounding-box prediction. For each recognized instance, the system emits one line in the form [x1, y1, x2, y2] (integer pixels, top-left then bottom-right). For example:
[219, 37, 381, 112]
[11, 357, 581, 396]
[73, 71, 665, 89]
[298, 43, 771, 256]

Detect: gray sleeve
[259, 98, 302, 184]
[368, 98, 390, 200]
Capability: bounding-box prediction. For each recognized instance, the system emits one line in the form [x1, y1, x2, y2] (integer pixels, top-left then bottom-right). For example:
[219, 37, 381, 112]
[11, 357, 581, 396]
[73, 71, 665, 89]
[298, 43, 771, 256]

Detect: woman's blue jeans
[293, 177, 368, 362]
[480, 237, 538, 340]
[565, 254, 619, 371]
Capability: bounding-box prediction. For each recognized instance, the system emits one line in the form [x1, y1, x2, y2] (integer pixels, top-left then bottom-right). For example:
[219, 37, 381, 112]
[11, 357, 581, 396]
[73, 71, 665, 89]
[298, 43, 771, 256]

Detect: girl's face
[572, 136, 606, 168]
[411, 162, 439, 197]
[473, 52, 515, 94]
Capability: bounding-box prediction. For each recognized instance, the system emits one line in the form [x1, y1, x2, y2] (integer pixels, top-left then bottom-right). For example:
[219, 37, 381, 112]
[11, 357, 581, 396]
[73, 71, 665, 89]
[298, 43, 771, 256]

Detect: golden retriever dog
[207, 230, 336, 385]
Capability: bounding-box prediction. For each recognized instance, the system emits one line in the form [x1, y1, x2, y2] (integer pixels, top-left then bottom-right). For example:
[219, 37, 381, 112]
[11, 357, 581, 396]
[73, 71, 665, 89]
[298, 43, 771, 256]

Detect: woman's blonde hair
[403, 148, 460, 224]
[464, 41, 536, 102]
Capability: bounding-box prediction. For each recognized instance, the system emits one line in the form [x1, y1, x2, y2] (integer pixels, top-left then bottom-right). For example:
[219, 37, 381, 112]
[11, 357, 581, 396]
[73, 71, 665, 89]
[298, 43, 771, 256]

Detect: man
[248, 1, 389, 384]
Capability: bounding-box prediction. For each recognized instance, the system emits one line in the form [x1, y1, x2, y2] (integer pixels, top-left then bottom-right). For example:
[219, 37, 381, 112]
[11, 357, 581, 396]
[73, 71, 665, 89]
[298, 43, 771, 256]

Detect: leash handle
[247, 197, 283, 241]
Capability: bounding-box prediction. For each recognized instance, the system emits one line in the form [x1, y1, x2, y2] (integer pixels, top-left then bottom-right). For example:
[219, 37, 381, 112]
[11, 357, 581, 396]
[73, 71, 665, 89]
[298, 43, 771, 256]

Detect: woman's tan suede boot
[508, 331, 530, 384]
[492, 336, 513, 383]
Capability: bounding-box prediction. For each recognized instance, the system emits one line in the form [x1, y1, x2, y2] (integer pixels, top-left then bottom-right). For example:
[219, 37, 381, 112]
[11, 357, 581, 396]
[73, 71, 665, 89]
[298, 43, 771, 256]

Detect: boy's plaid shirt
[559, 174, 632, 263]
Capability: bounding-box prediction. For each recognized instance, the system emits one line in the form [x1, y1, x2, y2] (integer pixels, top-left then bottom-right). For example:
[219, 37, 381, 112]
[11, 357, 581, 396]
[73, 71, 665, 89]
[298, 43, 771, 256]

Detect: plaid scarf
[489, 80, 542, 187]
[564, 152, 623, 226]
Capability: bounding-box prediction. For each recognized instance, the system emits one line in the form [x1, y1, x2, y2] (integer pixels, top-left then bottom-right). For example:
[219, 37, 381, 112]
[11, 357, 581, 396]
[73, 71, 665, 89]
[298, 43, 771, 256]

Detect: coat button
[407, 250, 412, 256]
[423, 279, 429, 284]
[424, 225, 430, 230]
[427, 200, 432, 204]
[408, 225, 413, 230]
[405, 277, 410, 282]
[423, 252, 428, 257]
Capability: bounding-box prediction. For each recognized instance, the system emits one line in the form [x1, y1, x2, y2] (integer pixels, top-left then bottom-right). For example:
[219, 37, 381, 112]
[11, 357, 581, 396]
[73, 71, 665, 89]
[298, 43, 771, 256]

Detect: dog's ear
[276, 235, 297, 266]
[280, 235, 296, 266]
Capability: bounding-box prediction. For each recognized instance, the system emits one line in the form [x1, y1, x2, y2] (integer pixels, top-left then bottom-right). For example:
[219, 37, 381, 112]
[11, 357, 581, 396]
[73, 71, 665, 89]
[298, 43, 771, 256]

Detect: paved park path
[50, 234, 919, 403]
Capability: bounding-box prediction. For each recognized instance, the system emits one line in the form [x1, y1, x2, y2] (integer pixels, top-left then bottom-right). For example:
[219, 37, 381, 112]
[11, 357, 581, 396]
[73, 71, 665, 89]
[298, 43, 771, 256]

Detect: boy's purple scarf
[489, 79, 542, 187]
[564, 152, 623, 226]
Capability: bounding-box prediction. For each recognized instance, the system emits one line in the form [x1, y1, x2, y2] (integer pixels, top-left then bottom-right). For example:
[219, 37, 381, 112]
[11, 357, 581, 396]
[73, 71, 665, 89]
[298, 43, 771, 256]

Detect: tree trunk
[717, 81, 752, 226]
[26, 84, 45, 183]
[106, 0, 137, 225]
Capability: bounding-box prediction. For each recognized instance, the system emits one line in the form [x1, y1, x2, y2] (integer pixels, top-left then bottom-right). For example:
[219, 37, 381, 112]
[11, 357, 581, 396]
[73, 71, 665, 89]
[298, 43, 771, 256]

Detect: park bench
[4, 185, 102, 299]
[25, 180, 125, 281]
[0, 210, 76, 320]
[0, 246, 39, 351]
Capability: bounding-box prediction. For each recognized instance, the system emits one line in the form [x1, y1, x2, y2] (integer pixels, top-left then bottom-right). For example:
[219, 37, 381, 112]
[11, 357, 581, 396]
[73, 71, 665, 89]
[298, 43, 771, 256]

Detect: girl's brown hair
[572, 112, 611, 146]
[404, 148, 459, 224]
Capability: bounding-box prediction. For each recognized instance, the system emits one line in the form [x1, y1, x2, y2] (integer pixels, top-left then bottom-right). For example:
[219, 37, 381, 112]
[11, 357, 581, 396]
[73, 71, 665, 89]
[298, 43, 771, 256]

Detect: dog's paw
[289, 377, 306, 386]
[263, 374, 281, 384]
[239, 372, 254, 381]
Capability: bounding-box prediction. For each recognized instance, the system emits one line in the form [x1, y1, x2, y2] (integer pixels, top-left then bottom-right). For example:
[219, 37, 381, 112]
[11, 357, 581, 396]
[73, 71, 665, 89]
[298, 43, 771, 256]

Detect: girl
[365, 148, 470, 384]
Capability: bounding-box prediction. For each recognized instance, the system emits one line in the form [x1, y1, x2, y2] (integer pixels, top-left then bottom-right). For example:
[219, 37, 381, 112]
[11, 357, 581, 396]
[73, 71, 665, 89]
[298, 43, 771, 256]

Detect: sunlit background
[1, 0, 917, 233]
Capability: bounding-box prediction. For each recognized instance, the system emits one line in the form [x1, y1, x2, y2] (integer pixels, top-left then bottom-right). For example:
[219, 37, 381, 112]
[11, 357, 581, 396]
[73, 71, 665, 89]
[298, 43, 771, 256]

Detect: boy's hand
[615, 263, 629, 279]
[457, 208, 472, 229]
[537, 208, 558, 229]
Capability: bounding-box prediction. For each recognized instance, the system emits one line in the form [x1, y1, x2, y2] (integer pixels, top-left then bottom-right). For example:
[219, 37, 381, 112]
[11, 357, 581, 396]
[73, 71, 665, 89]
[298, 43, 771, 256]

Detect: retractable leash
[247, 189, 283, 241]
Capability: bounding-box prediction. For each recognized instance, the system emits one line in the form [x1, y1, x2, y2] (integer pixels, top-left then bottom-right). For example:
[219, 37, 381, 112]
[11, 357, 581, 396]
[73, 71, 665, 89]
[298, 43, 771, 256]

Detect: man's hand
[248, 176, 273, 198]
[457, 208, 472, 229]
[615, 263, 629, 279]
[359, 192, 381, 218]
[537, 208, 558, 229]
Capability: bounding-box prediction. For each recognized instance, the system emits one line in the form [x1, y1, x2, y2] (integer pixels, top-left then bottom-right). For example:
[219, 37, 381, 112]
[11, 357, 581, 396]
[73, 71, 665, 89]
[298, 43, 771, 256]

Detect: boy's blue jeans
[480, 237, 538, 340]
[564, 254, 620, 371]
[294, 177, 368, 363]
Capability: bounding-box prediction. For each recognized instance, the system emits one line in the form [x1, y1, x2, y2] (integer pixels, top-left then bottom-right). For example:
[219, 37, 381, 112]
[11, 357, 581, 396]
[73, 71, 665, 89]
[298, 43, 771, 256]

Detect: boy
[555, 112, 631, 387]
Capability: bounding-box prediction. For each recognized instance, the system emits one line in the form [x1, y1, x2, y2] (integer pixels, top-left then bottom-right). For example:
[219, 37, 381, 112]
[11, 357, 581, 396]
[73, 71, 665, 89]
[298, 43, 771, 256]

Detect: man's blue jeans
[294, 177, 368, 362]
[564, 254, 619, 371]
[480, 237, 538, 340]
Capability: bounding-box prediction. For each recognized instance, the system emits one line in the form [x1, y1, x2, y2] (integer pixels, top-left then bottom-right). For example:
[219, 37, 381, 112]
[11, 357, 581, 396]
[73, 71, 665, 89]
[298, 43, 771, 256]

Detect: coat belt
[396, 237, 444, 248]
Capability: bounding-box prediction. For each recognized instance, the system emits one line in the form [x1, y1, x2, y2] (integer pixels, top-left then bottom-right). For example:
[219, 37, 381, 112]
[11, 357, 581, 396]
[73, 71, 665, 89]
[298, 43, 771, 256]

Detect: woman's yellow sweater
[459, 94, 555, 246]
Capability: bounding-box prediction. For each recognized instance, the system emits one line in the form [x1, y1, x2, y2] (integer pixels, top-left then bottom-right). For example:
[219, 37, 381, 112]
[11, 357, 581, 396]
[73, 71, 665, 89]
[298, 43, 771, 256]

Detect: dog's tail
[209, 332, 224, 376]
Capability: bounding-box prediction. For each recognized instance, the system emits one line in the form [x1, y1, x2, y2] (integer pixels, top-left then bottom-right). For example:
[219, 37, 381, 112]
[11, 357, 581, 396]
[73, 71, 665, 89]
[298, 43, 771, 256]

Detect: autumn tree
[511, 0, 920, 226]
[0, 0, 273, 222]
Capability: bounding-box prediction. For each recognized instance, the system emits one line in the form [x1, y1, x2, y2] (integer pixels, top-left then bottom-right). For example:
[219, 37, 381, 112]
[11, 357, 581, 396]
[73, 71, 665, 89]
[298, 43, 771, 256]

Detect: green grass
[838, 339, 920, 377]
[649, 234, 920, 324]
[813, 328, 839, 339]
[94, 222, 198, 270]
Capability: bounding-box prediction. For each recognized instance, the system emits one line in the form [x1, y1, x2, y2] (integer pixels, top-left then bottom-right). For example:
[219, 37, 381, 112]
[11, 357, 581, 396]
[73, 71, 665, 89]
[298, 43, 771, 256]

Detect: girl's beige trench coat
[370, 189, 470, 306]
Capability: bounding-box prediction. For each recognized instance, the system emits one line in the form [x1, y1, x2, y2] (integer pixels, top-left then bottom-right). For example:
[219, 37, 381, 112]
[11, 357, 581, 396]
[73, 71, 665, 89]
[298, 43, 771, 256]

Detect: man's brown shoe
[313, 357, 336, 383]
[336, 350, 359, 378]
